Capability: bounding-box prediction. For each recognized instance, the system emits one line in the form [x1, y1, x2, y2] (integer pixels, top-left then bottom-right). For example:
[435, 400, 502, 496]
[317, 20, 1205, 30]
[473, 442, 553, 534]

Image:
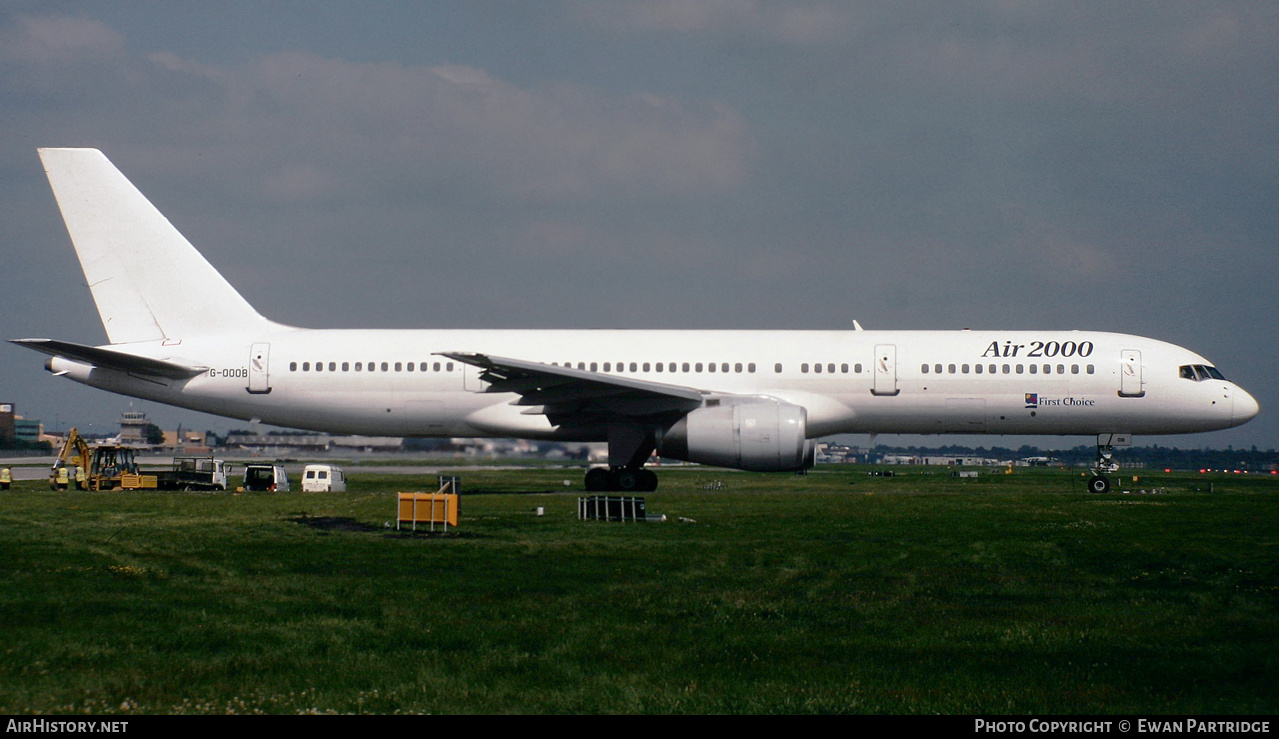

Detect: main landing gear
[585, 466, 659, 492]
[584, 423, 660, 492]
[1087, 434, 1124, 494]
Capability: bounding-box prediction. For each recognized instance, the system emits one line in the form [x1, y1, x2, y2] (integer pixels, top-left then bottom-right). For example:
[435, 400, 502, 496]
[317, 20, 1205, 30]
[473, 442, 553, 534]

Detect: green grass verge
[0, 466, 1274, 714]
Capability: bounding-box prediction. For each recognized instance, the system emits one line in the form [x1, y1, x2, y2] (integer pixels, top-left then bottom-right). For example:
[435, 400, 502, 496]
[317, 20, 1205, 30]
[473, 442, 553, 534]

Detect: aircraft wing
[438, 352, 705, 421]
[10, 338, 208, 380]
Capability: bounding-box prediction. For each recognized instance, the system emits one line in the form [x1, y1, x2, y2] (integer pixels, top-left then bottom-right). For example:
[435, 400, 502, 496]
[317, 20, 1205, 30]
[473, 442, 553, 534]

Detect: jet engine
[658, 401, 815, 472]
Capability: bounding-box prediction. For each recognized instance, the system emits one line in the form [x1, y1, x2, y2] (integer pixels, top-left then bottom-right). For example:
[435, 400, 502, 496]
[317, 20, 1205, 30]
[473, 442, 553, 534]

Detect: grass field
[0, 465, 1274, 714]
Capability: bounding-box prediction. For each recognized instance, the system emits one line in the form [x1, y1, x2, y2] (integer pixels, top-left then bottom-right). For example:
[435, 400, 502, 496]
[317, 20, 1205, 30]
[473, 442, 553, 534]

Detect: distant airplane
[12, 149, 1260, 493]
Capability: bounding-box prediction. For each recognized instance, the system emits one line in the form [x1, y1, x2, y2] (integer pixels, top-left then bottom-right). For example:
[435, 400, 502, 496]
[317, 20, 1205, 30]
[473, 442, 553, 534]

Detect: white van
[243, 464, 290, 492]
[302, 464, 347, 492]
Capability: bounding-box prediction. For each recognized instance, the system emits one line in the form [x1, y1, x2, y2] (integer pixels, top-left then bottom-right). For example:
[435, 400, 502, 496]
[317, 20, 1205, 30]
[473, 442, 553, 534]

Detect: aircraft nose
[1233, 386, 1260, 427]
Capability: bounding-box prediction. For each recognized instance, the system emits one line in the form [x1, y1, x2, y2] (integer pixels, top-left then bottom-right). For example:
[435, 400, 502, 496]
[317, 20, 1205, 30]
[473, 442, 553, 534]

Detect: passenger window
[342, 362, 349, 371]
[290, 362, 298, 371]
[921, 364, 930, 374]
[775, 363, 783, 373]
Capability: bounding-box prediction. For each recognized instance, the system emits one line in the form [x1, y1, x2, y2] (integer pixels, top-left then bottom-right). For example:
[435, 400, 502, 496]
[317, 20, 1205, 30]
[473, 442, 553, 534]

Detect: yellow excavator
[50, 428, 156, 491]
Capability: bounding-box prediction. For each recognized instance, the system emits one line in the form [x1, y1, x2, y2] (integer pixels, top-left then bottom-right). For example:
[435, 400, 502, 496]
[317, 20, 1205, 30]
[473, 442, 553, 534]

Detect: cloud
[0, 15, 755, 207]
[0, 13, 124, 65]
[573, 0, 856, 46]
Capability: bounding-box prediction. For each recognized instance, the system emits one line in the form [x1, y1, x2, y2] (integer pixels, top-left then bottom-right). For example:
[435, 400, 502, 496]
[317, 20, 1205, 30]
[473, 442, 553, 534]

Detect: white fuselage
[49, 327, 1259, 441]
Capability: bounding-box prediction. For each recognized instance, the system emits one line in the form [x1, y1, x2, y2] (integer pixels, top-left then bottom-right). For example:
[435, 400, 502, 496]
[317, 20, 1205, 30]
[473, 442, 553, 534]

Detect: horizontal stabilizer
[10, 338, 207, 379]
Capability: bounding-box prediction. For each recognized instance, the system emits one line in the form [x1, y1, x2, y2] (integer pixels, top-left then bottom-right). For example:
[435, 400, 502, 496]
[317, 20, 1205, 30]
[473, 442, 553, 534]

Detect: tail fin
[38, 148, 274, 344]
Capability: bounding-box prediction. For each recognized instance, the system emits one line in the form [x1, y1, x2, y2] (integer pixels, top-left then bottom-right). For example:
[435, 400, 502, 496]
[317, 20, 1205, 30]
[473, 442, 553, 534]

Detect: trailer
[153, 457, 229, 491]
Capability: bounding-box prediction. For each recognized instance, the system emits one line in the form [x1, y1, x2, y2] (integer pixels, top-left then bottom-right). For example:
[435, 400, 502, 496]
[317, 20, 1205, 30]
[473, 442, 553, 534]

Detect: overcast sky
[1, 1, 1274, 451]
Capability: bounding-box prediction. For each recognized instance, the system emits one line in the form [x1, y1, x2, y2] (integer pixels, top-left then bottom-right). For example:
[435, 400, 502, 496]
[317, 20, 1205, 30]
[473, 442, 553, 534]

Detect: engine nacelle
[658, 401, 814, 472]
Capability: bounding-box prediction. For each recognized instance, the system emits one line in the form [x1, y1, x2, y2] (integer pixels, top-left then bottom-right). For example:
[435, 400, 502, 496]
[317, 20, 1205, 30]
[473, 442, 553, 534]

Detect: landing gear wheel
[1088, 475, 1111, 494]
[583, 467, 659, 492]
[615, 469, 639, 491]
[585, 468, 610, 492]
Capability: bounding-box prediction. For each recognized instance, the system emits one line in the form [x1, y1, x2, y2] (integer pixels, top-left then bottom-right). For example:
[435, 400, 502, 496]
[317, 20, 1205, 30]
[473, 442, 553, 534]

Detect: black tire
[584, 467, 609, 492]
[1088, 475, 1111, 494]
[615, 469, 638, 491]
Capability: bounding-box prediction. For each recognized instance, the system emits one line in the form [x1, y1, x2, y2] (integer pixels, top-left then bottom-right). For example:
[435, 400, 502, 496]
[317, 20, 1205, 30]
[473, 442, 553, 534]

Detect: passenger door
[872, 344, 900, 396]
[1119, 350, 1144, 397]
[248, 343, 271, 394]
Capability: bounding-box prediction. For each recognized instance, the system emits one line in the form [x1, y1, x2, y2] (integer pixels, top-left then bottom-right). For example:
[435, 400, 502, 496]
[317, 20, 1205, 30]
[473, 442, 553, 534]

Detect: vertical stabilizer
[38, 148, 273, 344]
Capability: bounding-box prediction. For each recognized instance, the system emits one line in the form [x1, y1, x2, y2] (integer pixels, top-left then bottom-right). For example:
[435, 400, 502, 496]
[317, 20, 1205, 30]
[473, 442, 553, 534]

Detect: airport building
[14, 417, 43, 445]
[119, 411, 151, 446]
[0, 403, 13, 444]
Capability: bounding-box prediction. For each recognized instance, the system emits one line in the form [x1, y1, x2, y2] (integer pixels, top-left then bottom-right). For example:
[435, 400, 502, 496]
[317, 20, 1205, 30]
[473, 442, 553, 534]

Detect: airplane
[12, 148, 1260, 494]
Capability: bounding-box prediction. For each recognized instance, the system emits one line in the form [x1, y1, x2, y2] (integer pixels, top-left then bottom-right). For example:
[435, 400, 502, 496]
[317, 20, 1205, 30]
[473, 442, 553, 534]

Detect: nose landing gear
[1088, 433, 1128, 493]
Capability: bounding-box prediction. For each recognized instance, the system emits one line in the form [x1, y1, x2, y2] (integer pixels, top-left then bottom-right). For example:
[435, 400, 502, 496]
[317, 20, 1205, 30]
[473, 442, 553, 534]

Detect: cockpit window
[1179, 364, 1226, 382]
